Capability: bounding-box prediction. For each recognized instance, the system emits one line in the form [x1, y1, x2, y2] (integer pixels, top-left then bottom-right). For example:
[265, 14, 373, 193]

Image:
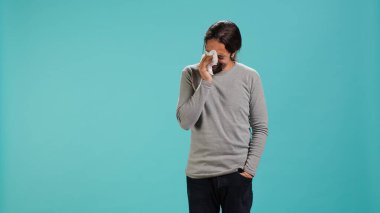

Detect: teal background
[1, 0, 379, 212]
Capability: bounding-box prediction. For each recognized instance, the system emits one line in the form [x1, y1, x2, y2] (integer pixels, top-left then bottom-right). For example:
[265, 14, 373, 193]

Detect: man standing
[176, 20, 269, 213]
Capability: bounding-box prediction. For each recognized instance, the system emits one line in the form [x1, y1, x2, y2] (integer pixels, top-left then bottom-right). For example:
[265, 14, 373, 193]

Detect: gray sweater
[176, 62, 269, 179]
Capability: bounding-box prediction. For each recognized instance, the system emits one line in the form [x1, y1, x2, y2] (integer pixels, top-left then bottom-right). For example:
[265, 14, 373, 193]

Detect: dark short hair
[203, 20, 242, 61]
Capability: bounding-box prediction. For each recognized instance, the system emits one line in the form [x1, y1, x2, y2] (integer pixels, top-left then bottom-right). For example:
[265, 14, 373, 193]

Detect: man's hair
[203, 20, 242, 61]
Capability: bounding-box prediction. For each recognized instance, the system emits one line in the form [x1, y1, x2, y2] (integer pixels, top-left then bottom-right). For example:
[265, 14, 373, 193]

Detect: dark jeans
[186, 169, 253, 213]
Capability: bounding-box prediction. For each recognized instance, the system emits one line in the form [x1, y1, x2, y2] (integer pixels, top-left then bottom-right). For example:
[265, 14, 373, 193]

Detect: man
[176, 20, 269, 213]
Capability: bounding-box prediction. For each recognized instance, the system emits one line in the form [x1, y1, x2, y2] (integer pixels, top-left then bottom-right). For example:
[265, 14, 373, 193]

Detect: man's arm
[243, 72, 269, 177]
[176, 66, 213, 130]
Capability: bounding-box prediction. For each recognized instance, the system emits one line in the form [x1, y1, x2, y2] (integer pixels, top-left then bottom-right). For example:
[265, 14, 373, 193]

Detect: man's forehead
[205, 38, 228, 52]
[205, 47, 228, 55]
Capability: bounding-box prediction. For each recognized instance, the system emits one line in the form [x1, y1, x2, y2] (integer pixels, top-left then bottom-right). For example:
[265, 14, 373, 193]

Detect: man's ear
[230, 52, 236, 60]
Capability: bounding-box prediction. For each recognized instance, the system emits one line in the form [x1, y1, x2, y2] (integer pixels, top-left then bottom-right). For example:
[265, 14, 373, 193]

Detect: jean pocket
[236, 169, 253, 181]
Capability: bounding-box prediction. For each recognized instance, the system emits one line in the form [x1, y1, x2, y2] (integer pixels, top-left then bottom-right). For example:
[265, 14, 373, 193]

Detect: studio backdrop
[0, 0, 379, 212]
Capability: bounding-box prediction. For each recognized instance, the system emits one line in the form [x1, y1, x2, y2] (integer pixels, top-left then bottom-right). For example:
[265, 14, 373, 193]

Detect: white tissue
[200, 50, 218, 76]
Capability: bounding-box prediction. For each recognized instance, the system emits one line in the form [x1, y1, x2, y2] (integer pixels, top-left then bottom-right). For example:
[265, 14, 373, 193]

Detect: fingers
[198, 54, 213, 81]
[199, 55, 213, 73]
[201, 54, 212, 64]
[204, 55, 212, 62]
[240, 172, 253, 179]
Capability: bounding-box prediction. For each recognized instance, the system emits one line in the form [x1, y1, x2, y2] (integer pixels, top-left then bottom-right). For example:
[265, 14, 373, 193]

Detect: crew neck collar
[213, 62, 239, 76]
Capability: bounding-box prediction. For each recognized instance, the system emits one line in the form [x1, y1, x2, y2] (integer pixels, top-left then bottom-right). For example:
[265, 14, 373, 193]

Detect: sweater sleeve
[243, 72, 269, 177]
[176, 66, 213, 130]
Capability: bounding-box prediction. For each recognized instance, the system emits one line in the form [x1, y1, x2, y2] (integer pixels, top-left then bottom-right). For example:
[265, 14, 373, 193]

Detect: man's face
[205, 39, 233, 74]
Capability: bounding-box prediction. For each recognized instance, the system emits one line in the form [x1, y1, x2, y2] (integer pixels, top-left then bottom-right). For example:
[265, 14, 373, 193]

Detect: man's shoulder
[181, 63, 202, 90]
[183, 63, 200, 73]
[181, 63, 202, 81]
[236, 62, 260, 77]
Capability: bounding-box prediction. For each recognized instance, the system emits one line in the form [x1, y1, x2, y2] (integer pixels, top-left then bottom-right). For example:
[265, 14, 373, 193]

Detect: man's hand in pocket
[239, 171, 253, 179]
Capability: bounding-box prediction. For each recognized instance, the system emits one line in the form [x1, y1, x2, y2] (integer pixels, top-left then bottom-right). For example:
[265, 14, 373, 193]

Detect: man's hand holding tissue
[198, 54, 213, 82]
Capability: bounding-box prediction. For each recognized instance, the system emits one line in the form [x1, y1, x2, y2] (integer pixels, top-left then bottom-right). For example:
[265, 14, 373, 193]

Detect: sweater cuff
[243, 165, 255, 178]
